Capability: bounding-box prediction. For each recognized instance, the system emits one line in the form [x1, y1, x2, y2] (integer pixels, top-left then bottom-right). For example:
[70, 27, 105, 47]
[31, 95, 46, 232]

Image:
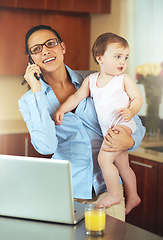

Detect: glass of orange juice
[85, 205, 106, 236]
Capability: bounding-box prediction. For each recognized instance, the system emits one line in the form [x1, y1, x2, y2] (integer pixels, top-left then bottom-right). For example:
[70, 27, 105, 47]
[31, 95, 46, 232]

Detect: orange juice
[85, 206, 106, 235]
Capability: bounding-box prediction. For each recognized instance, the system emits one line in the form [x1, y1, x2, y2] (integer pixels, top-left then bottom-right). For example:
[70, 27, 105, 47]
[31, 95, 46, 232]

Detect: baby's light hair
[92, 33, 129, 64]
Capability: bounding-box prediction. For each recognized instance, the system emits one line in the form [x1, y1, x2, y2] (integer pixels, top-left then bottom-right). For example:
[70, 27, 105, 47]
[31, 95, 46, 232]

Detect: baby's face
[99, 43, 130, 76]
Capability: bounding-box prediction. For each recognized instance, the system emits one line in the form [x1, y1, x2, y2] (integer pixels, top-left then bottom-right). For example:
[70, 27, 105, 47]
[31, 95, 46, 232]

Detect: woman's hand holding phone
[24, 63, 42, 93]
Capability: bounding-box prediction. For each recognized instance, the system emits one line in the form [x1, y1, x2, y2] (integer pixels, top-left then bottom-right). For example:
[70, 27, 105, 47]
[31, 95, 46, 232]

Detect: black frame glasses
[29, 38, 61, 55]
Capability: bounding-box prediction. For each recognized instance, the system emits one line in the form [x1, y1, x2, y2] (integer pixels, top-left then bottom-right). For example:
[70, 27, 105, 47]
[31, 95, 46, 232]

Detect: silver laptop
[0, 154, 85, 224]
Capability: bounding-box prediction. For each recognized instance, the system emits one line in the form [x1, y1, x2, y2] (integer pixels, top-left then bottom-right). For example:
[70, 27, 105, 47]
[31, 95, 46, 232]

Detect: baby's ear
[96, 56, 103, 64]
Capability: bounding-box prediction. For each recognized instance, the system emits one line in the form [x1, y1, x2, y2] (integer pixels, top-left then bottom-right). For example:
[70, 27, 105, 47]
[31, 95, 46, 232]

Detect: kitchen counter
[0, 120, 163, 163]
[129, 134, 163, 164]
[0, 215, 162, 240]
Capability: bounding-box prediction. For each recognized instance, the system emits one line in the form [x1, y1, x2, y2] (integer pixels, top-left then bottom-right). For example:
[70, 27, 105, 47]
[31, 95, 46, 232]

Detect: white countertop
[129, 134, 163, 164]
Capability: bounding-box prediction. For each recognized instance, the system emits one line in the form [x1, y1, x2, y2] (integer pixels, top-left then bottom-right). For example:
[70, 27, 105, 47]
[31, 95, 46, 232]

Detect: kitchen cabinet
[0, 0, 58, 10]
[16, 0, 48, 10]
[0, 0, 16, 7]
[0, 8, 90, 75]
[126, 155, 163, 236]
[58, 0, 111, 13]
[16, 0, 59, 11]
[157, 163, 163, 236]
[0, 0, 110, 13]
[0, 0, 110, 75]
[0, 133, 26, 156]
[0, 133, 52, 158]
[45, 0, 59, 10]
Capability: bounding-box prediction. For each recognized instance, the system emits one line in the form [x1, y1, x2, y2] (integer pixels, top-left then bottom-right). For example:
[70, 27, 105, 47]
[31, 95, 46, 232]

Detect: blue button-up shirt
[18, 66, 145, 199]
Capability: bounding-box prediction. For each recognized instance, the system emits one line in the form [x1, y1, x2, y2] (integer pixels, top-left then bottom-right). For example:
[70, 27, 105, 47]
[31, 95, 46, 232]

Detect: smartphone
[21, 56, 43, 86]
[28, 55, 42, 80]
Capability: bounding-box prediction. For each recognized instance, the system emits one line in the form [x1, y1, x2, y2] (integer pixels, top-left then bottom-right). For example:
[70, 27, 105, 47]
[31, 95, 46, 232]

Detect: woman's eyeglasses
[29, 38, 61, 55]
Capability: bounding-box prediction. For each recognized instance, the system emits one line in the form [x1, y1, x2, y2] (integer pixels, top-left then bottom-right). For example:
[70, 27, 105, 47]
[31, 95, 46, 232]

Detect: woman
[18, 25, 145, 221]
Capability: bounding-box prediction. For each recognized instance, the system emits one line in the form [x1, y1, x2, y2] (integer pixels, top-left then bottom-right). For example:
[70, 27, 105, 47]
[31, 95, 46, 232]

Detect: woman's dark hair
[25, 25, 62, 55]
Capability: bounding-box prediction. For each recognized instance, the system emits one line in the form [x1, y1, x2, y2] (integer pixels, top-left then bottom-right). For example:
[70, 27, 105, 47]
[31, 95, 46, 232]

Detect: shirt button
[90, 162, 92, 165]
[88, 145, 91, 148]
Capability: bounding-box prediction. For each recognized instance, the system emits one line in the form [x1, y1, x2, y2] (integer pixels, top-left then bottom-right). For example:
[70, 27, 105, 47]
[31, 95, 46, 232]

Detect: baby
[54, 33, 143, 214]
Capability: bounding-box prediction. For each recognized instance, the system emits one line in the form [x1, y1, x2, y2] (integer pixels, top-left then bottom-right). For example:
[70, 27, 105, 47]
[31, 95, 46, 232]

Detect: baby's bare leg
[115, 125, 141, 214]
[114, 150, 141, 215]
[97, 141, 122, 208]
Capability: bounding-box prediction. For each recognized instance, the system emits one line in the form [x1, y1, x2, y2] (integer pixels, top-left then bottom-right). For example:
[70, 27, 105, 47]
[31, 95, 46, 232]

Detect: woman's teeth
[43, 57, 56, 63]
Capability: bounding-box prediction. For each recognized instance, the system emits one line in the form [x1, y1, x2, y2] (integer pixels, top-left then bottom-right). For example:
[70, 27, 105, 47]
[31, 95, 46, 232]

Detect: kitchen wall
[0, 75, 28, 120]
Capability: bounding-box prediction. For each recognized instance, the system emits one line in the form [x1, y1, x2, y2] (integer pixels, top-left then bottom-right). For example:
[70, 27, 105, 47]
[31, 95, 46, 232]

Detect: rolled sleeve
[18, 91, 58, 155]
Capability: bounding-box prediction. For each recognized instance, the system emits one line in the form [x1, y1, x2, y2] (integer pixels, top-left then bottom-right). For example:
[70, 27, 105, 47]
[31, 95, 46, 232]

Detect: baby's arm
[119, 75, 143, 122]
[54, 76, 90, 125]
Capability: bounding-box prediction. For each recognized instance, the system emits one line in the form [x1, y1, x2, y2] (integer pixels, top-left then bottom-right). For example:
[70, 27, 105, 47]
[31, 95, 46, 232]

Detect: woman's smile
[42, 57, 56, 64]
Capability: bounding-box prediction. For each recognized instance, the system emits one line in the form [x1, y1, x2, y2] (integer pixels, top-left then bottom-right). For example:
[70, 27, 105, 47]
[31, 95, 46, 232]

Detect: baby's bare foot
[96, 193, 122, 208]
[125, 195, 141, 215]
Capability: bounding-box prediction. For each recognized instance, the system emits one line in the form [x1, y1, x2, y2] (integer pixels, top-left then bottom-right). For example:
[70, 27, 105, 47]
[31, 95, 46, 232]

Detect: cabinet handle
[25, 137, 28, 157]
[131, 160, 154, 169]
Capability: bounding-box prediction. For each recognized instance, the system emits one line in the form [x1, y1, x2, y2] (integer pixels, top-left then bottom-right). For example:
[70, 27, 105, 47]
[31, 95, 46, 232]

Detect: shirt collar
[40, 78, 50, 94]
[65, 65, 83, 86]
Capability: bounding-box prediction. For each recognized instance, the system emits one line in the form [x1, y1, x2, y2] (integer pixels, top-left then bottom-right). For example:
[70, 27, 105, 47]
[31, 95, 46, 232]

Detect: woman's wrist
[31, 81, 41, 93]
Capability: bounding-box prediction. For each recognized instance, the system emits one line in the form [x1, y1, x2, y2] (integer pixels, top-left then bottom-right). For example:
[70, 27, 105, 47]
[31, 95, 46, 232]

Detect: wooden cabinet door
[0, 0, 60, 11]
[126, 155, 158, 234]
[157, 163, 163, 236]
[0, 134, 26, 156]
[45, 0, 58, 10]
[59, 0, 111, 13]
[0, 0, 17, 7]
[0, 133, 52, 158]
[16, 0, 47, 10]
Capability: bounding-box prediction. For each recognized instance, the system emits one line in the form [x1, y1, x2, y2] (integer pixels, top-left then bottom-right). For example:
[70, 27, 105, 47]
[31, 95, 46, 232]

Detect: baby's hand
[119, 108, 133, 122]
[53, 110, 64, 125]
